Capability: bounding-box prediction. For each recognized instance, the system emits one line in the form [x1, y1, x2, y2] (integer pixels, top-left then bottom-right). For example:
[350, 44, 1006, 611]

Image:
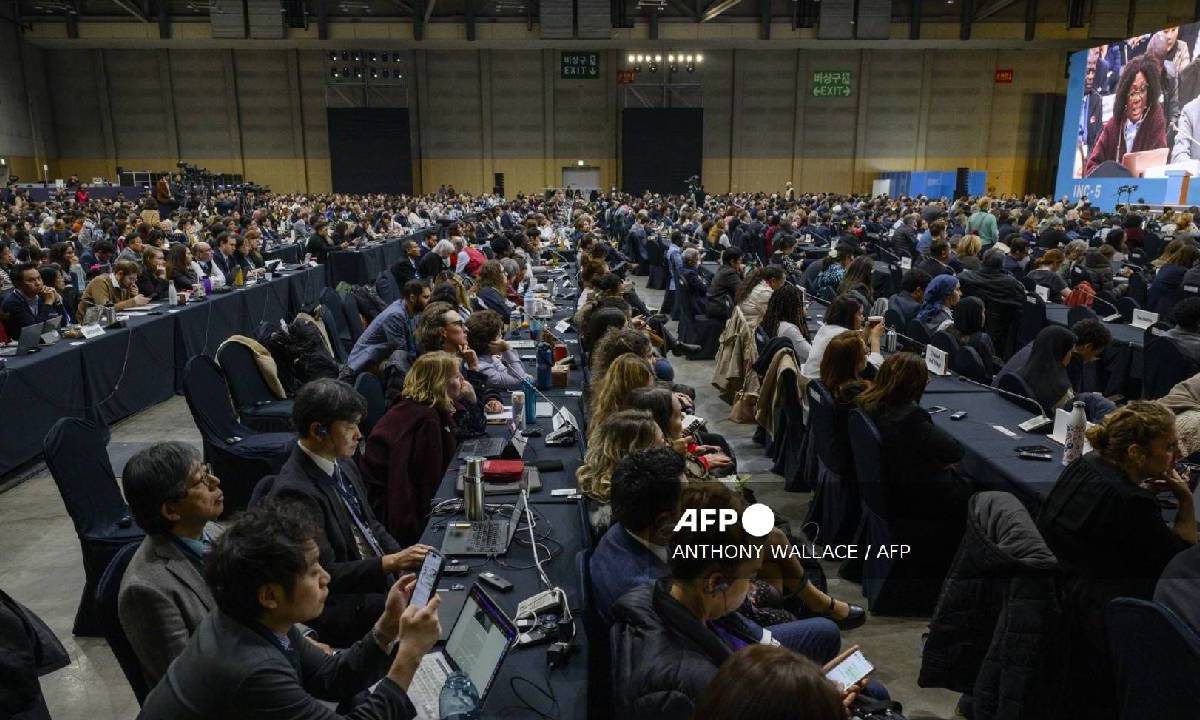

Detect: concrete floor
[0, 282, 961, 719]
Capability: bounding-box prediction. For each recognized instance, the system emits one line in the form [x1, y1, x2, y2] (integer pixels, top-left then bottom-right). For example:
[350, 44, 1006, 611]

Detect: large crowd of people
[1, 182, 1198, 720]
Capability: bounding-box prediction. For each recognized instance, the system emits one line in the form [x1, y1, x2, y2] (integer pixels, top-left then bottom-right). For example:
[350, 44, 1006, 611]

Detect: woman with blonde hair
[577, 409, 664, 527]
[359, 351, 463, 544]
[589, 353, 655, 435]
[473, 259, 511, 322]
[955, 234, 983, 272]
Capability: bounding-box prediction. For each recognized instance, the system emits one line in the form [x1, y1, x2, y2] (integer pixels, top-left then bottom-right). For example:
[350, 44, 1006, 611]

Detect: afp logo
[673, 503, 775, 537]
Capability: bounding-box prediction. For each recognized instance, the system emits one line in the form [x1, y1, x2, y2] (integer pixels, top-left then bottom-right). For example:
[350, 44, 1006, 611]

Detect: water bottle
[884, 328, 898, 354]
[1062, 400, 1087, 466]
[167, 282, 177, 308]
[524, 286, 537, 325]
[520, 378, 538, 426]
[511, 390, 526, 433]
[536, 343, 553, 391]
[438, 671, 481, 719]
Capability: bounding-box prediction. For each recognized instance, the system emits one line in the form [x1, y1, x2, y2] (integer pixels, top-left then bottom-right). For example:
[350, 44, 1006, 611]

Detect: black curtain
[621, 108, 703, 195]
[327, 108, 414, 195]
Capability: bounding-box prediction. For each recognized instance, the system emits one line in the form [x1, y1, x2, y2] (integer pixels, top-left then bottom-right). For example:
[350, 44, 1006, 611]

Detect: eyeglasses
[188, 463, 219, 489]
[1128, 84, 1149, 98]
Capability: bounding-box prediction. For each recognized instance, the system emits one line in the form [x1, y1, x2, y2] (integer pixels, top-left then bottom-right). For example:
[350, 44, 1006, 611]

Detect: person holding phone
[1037, 401, 1195, 716]
[693, 644, 861, 720]
[138, 502, 442, 718]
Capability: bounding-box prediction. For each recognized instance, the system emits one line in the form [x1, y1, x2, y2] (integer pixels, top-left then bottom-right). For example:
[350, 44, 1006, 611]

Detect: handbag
[729, 390, 759, 424]
[849, 696, 907, 720]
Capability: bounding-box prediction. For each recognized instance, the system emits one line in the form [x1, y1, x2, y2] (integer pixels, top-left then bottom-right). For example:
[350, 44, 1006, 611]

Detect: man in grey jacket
[118, 442, 226, 687]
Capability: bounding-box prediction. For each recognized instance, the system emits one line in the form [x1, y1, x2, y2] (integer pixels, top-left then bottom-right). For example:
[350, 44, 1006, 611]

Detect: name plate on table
[1131, 309, 1159, 329]
[1186, 285, 1199, 295]
[900, 257, 912, 270]
[555, 319, 571, 334]
[1035, 285, 1050, 302]
[925, 345, 950, 376]
[80, 323, 105, 339]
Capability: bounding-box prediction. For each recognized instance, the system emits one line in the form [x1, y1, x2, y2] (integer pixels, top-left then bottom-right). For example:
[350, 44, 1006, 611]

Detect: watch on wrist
[371, 625, 397, 652]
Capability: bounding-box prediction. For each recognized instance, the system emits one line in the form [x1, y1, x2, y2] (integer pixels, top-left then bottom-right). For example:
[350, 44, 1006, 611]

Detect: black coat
[389, 257, 418, 289]
[920, 491, 1066, 720]
[611, 580, 762, 720]
[417, 250, 445, 280]
[266, 446, 402, 647]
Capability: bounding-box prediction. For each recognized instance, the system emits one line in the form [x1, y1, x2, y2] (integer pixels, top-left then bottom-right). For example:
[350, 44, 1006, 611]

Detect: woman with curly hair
[1085, 55, 1167, 177]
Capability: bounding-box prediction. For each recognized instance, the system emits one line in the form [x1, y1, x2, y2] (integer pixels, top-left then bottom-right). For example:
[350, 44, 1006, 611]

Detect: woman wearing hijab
[916, 274, 960, 332]
[1015, 326, 1115, 420]
[1085, 55, 1168, 177]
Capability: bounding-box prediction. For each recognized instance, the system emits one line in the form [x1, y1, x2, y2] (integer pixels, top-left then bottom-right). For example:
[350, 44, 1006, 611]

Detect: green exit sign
[561, 52, 600, 79]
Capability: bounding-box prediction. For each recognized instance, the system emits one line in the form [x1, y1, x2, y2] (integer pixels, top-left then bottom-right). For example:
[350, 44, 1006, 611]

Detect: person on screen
[1080, 48, 1105, 159]
[1085, 56, 1168, 177]
[1148, 33, 1182, 147]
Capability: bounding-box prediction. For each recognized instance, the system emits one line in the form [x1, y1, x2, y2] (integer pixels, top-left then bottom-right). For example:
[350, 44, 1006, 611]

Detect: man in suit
[267, 379, 433, 647]
[1080, 48, 1105, 158]
[347, 279, 430, 375]
[1, 262, 62, 339]
[138, 502, 441, 718]
[388, 240, 421, 289]
[888, 268, 931, 326]
[118, 442, 226, 687]
[418, 239, 451, 279]
[212, 232, 237, 280]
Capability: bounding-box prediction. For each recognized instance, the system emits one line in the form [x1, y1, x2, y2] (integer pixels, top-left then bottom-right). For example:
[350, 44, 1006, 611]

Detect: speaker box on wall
[955, 167, 969, 199]
[493, 172, 505, 198]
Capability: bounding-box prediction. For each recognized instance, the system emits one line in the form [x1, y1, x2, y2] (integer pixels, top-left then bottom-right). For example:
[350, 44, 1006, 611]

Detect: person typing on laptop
[1, 262, 62, 339]
[138, 502, 442, 719]
[77, 259, 149, 320]
[268, 379, 436, 648]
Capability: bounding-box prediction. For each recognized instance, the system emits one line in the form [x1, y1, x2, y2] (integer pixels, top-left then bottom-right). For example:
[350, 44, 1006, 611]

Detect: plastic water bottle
[438, 671, 481, 719]
[521, 377, 538, 426]
[167, 281, 177, 308]
[1062, 400, 1087, 466]
[536, 343, 553, 390]
[524, 285, 537, 322]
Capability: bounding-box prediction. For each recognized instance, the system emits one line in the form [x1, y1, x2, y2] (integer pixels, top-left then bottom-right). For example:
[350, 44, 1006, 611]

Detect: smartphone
[825, 646, 874, 692]
[926, 405, 948, 414]
[1014, 445, 1052, 454]
[410, 548, 444, 608]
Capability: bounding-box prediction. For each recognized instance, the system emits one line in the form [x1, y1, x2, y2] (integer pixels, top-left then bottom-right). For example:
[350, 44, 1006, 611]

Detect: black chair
[995, 372, 1047, 416]
[214, 341, 295, 433]
[846, 409, 942, 615]
[578, 547, 612, 719]
[1144, 334, 1199, 399]
[43, 417, 145, 636]
[354, 372, 387, 436]
[248, 474, 277, 508]
[955, 346, 991, 384]
[1128, 272, 1149, 307]
[1020, 276, 1038, 293]
[883, 307, 905, 333]
[1067, 304, 1099, 327]
[645, 239, 668, 290]
[676, 276, 722, 360]
[1069, 264, 1089, 288]
[375, 270, 400, 304]
[340, 291, 364, 343]
[905, 318, 931, 347]
[182, 355, 295, 515]
[1016, 294, 1047, 353]
[1106, 597, 1200, 720]
[1116, 295, 1140, 322]
[930, 330, 960, 359]
[95, 541, 150, 704]
[319, 287, 350, 362]
[1143, 231, 1165, 264]
[802, 382, 860, 545]
[983, 301, 1023, 360]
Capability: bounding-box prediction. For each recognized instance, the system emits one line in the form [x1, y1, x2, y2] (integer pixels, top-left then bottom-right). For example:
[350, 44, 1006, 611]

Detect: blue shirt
[347, 300, 414, 373]
[666, 244, 684, 290]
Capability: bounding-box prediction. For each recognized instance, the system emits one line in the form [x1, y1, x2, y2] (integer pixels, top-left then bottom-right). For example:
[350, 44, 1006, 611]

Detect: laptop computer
[441, 493, 527, 557]
[406, 584, 518, 719]
[457, 430, 526, 461]
[0, 324, 48, 357]
[39, 316, 62, 345]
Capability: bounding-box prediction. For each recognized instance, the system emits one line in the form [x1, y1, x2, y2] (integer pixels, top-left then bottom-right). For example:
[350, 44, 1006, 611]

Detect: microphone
[951, 372, 1049, 426]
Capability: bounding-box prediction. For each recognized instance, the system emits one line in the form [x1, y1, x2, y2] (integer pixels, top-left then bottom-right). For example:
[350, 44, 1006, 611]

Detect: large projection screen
[1056, 25, 1200, 209]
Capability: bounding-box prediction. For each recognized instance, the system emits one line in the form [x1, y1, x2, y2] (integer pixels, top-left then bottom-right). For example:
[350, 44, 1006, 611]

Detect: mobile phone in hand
[409, 548, 444, 607]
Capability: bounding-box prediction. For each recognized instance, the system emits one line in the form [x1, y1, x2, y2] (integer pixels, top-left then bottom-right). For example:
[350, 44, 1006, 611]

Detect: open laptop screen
[446, 585, 517, 696]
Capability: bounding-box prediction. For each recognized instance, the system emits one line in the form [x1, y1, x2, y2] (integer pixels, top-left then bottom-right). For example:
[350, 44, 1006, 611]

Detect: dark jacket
[0, 289, 61, 339]
[611, 580, 764, 720]
[417, 251, 445, 280]
[958, 267, 1027, 310]
[267, 446, 401, 647]
[359, 399, 457, 547]
[138, 271, 170, 301]
[1148, 263, 1189, 318]
[590, 523, 667, 626]
[888, 291, 922, 325]
[475, 285, 511, 323]
[681, 267, 708, 317]
[138, 611, 415, 719]
[919, 492, 1066, 720]
[389, 257, 419, 289]
[306, 233, 335, 264]
[0, 588, 69, 720]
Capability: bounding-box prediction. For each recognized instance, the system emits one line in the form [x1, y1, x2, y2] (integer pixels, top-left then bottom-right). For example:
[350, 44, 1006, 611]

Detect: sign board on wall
[994, 68, 1014, 83]
[617, 70, 636, 84]
[561, 52, 600, 79]
[811, 70, 852, 98]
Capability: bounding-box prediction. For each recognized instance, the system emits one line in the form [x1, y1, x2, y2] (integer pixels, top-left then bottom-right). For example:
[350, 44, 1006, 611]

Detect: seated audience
[588, 352, 655, 433]
[1003, 237, 1030, 276]
[1038, 401, 1195, 715]
[694, 645, 852, 720]
[1148, 244, 1199, 316]
[138, 502, 442, 718]
[625, 386, 733, 478]
[955, 234, 983, 271]
[164, 243, 198, 293]
[1166, 296, 1200, 364]
[466, 309, 528, 390]
[388, 240, 421, 288]
[802, 294, 883, 380]
[360, 352, 461, 545]
[347, 279, 430, 376]
[138, 247, 170, 301]
[118, 442, 225, 687]
[578, 409, 664, 528]
[943, 296, 1001, 375]
[1, 262, 63, 338]
[916, 238, 954, 279]
[611, 482, 843, 720]
[819, 330, 873, 480]
[78, 259, 148, 319]
[915, 274, 961, 332]
[811, 243, 855, 302]
[705, 246, 744, 319]
[958, 248, 1026, 310]
[887, 268, 931, 325]
[1002, 324, 1115, 419]
[268, 379, 431, 647]
[759, 283, 811, 361]
[735, 265, 786, 330]
[1025, 248, 1069, 301]
[472, 259, 513, 322]
[837, 256, 876, 308]
[679, 247, 709, 316]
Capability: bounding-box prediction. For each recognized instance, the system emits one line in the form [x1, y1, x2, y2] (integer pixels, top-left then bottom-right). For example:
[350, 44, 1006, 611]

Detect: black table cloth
[326, 230, 433, 287]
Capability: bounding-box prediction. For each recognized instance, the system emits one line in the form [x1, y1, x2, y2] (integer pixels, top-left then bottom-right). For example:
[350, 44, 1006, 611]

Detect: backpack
[1064, 280, 1096, 308]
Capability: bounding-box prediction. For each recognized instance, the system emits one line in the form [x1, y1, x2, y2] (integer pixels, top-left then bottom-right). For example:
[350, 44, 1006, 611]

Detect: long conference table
[416, 299, 591, 718]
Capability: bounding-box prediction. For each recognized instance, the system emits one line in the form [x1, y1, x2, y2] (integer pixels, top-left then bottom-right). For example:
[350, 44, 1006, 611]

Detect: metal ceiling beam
[701, 0, 742, 23]
[390, 0, 415, 13]
[156, 0, 170, 38]
[66, 0, 80, 37]
[465, 0, 474, 40]
[757, 0, 768, 39]
[909, 0, 920, 39]
[316, 0, 328, 39]
[649, 8, 659, 39]
[974, 0, 1019, 22]
[110, 0, 150, 22]
[960, 0, 974, 40]
[1024, 0, 1037, 40]
[423, 0, 437, 24]
[665, 0, 697, 18]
